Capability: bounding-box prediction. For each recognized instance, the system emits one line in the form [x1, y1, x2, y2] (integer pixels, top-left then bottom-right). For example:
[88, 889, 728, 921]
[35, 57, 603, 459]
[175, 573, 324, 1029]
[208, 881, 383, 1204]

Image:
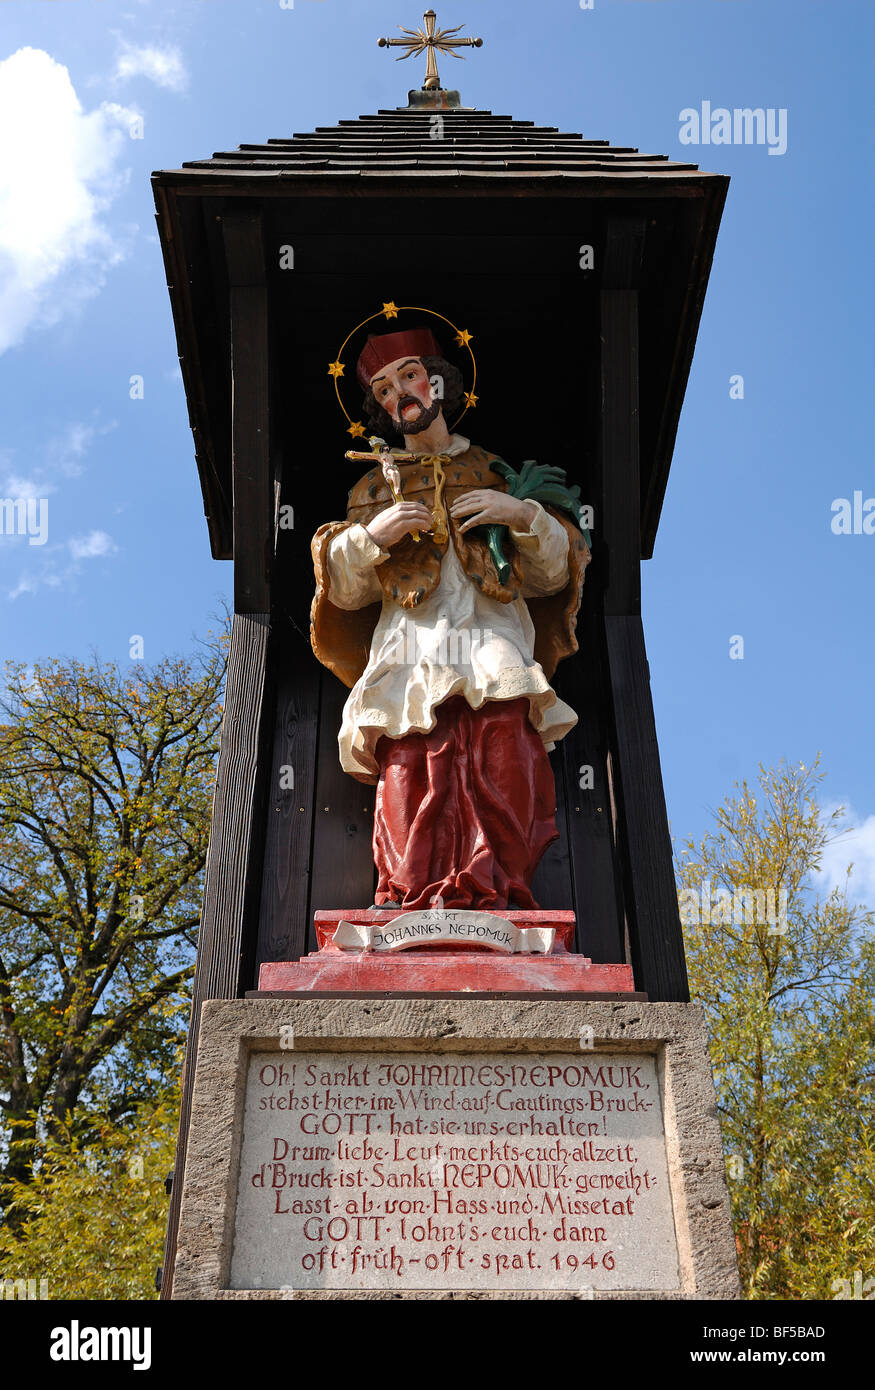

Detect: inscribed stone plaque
[229, 1050, 680, 1292]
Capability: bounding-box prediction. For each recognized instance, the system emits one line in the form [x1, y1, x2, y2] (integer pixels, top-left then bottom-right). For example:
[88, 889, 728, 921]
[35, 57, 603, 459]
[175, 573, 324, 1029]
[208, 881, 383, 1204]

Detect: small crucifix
[344, 435, 449, 543]
[378, 8, 483, 92]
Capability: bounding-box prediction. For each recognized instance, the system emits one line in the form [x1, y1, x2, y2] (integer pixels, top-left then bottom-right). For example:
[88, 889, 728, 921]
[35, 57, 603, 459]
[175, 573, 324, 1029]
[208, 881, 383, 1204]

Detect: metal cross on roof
[378, 9, 483, 92]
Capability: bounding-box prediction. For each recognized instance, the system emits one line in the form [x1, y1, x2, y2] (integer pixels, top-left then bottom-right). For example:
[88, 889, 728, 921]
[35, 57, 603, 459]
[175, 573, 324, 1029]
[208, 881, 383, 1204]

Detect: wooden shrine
[152, 38, 727, 1293]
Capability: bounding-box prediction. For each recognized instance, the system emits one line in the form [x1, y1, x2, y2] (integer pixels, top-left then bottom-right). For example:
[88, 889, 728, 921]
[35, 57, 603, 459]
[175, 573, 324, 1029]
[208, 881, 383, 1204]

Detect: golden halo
[329, 302, 478, 438]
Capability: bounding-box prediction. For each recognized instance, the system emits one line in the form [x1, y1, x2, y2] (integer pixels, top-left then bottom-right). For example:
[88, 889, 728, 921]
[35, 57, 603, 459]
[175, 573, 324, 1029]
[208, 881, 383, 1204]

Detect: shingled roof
[153, 100, 727, 561]
[169, 106, 705, 184]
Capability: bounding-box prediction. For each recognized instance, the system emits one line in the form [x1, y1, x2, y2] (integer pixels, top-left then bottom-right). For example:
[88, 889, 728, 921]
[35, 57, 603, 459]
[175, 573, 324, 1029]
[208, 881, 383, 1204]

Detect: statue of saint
[310, 324, 590, 911]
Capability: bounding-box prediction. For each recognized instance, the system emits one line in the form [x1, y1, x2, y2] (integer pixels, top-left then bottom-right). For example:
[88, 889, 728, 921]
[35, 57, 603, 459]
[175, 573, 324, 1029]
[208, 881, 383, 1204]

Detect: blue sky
[1, 0, 873, 895]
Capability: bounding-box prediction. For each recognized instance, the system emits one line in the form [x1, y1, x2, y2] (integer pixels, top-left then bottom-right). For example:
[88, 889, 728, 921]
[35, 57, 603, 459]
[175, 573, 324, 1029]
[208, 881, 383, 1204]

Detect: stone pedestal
[255, 909, 639, 997]
[171, 998, 741, 1300]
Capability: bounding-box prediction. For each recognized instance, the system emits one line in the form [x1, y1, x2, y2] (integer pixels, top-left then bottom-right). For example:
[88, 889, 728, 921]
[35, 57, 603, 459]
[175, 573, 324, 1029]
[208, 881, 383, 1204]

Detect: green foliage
[493, 458, 587, 536]
[482, 458, 589, 583]
[0, 631, 226, 1195]
[678, 759, 875, 1299]
[0, 1089, 178, 1300]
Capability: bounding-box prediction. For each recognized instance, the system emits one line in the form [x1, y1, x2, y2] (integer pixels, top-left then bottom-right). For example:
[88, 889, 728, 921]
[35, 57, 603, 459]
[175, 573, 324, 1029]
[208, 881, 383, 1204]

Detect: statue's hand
[450, 490, 538, 535]
[363, 501, 433, 549]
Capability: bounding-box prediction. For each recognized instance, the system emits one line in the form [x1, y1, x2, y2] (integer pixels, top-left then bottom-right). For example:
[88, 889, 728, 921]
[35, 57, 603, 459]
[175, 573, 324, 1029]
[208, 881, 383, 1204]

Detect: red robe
[373, 696, 559, 909]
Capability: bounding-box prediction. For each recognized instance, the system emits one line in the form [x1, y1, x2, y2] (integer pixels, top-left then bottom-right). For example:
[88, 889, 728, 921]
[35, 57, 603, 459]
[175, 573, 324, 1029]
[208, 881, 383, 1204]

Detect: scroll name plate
[229, 1049, 680, 1293]
[333, 911, 555, 955]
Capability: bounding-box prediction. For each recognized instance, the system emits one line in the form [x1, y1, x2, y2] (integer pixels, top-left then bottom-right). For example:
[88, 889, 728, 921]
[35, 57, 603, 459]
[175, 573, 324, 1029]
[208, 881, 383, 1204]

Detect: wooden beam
[600, 216, 645, 617]
[153, 187, 232, 560]
[529, 746, 574, 912]
[161, 610, 274, 1296]
[223, 208, 271, 613]
[605, 616, 689, 1001]
[256, 623, 322, 969]
[598, 215, 688, 1001]
[307, 672, 377, 936]
[556, 598, 628, 964]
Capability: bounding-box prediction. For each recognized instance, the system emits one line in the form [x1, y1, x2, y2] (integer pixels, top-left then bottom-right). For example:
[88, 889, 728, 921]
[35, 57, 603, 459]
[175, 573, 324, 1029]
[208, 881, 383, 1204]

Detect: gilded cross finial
[378, 9, 483, 92]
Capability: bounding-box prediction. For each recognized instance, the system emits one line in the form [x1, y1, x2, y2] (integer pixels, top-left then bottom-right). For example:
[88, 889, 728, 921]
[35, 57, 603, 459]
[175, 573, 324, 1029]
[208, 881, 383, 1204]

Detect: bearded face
[390, 391, 442, 434]
[369, 357, 440, 434]
[362, 355, 464, 439]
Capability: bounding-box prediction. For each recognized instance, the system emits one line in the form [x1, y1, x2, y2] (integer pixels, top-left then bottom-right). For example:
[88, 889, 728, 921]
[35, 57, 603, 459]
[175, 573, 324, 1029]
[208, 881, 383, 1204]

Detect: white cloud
[68, 529, 117, 561]
[0, 48, 137, 355]
[815, 804, 875, 906]
[1, 418, 116, 503]
[47, 420, 117, 478]
[113, 41, 187, 92]
[1, 473, 55, 500]
[1, 419, 119, 597]
[8, 569, 62, 600]
[6, 527, 119, 599]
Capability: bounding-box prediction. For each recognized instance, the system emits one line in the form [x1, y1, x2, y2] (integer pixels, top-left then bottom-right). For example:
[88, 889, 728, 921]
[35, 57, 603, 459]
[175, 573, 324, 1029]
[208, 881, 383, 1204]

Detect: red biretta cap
[356, 328, 443, 390]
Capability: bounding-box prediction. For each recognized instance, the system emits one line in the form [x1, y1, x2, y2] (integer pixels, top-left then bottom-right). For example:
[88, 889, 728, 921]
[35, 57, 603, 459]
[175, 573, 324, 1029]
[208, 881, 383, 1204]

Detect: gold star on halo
[463, 390, 478, 409]
[455, 329, 473, 348]
[381, 302, 400, 320]
[327, 360, 345, 379]
[347, 420, 366, 438]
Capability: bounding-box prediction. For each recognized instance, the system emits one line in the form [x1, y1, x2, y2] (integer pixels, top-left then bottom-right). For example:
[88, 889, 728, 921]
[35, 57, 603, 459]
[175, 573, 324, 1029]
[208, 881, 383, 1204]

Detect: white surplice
[325, 434, 579, 781]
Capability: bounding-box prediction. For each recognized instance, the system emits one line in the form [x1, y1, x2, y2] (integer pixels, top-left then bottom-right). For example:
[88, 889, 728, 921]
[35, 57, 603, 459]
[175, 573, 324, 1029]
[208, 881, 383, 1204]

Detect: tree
[678, 760, 875, 1299]
[0, 634, 226, 1195]
[0, 1088, 178, 1300]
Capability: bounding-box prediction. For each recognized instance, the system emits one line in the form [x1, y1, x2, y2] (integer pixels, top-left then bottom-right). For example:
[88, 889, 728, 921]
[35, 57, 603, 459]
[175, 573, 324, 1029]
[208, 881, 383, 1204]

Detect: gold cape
[310, 444, 591, 690]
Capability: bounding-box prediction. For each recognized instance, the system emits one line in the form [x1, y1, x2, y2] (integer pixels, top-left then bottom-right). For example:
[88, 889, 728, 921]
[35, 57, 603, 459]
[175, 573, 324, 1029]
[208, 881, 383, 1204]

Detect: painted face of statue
[368, 356, 442, 435]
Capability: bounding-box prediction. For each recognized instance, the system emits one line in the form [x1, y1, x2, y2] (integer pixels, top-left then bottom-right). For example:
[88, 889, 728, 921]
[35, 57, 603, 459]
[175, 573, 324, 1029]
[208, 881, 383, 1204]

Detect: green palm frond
[479, 459, 590, 583]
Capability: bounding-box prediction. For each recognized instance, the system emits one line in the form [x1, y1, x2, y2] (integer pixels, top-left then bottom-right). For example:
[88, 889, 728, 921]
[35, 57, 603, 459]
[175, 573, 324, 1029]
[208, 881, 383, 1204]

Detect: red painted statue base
[256, 909, 639, 998]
